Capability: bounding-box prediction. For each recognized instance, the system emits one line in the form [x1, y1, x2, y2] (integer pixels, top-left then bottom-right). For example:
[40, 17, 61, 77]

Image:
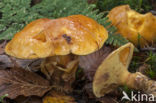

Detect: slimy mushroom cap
[5, 15, 108, 59]
[108, 5, 156, 46]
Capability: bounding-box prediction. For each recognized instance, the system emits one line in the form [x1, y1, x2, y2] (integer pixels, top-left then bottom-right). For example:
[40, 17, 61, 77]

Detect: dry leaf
[0, 67, 51, 99]
[0, 55, 14, 69]
[83, 83, 95, 98]
[11, 57, 42, 71]
[0, 54, 41, 71]
[15, 96, 42, 103]
[79, 46, 112, 81]
[96, 96, 118, 103]
[43, 91, 76, 103]
[0, 40, 6, 55]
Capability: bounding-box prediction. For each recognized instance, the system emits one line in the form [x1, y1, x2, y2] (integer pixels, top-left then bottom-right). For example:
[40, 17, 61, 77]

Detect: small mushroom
[93, 43, 156, 97]
[108, 5, 156, 47]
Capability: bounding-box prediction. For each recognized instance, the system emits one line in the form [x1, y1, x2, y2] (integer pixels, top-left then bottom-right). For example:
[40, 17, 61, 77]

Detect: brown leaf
[96, 96, 118, 103]
[0, 40, 7, 55]
[0, 54, 41, 71]
[43, 91, 76, 103]
[0, 67, 51, 99]
[83, 83, 95, 98]
[79, 46, 112, 81]
[15, 96, 42, 103]
[0, 55, 14, 69]
[11, 57, 42, 71]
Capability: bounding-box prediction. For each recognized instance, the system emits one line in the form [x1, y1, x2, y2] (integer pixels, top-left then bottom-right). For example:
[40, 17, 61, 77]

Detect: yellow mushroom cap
[108, 5, 156, 47]
[5, 15, 108, 59]
[93, 43, 134, 97]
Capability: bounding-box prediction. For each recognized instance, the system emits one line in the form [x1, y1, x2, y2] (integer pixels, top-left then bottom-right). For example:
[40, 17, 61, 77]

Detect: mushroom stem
[93, 43, 156, 98]
[120, 71, 156, 96]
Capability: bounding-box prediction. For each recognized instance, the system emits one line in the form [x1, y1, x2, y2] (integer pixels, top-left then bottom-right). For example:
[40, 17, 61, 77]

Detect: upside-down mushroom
[5, 15, 108, 92]
[108, 5, 156, 47]
[93, 43, 156, 97]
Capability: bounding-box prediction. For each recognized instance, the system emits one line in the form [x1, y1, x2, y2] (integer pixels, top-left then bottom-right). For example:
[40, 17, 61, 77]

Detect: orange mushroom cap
[5, 15, 108, 59]
[108, 5, 156, 47]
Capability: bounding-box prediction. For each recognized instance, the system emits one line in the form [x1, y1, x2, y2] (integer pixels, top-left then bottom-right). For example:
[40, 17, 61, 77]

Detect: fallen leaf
[0, 40, 7, 55]
[0, 67, 51, 99]
[83, 83, 95, 98]
[43, 91, 76, 103]
[15, 96, 42, 103]
[96, 96, 118, 103]
[11, 57, 42, 72]
[79, 46, 112, 81]
[0, 54, 41, 71]
[0, 55, 14, 69]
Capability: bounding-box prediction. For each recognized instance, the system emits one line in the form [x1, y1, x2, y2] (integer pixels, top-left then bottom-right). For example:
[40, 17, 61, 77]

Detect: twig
[140, 47, 156, 52]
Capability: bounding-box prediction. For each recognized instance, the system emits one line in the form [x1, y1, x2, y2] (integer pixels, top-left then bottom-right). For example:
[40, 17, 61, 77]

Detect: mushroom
[93, 43, 156, 97]
[5, 15, 108, 91]
[108, 5, 156, 47]
[5, 15, 108, 59]
[5, 14, 108, 70]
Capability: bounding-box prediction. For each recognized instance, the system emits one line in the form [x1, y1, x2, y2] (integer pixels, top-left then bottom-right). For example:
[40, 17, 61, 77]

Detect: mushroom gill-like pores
[41, 54, 79, 92]
[93, 43, 156, 98]
[108, 5, 156, 47]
